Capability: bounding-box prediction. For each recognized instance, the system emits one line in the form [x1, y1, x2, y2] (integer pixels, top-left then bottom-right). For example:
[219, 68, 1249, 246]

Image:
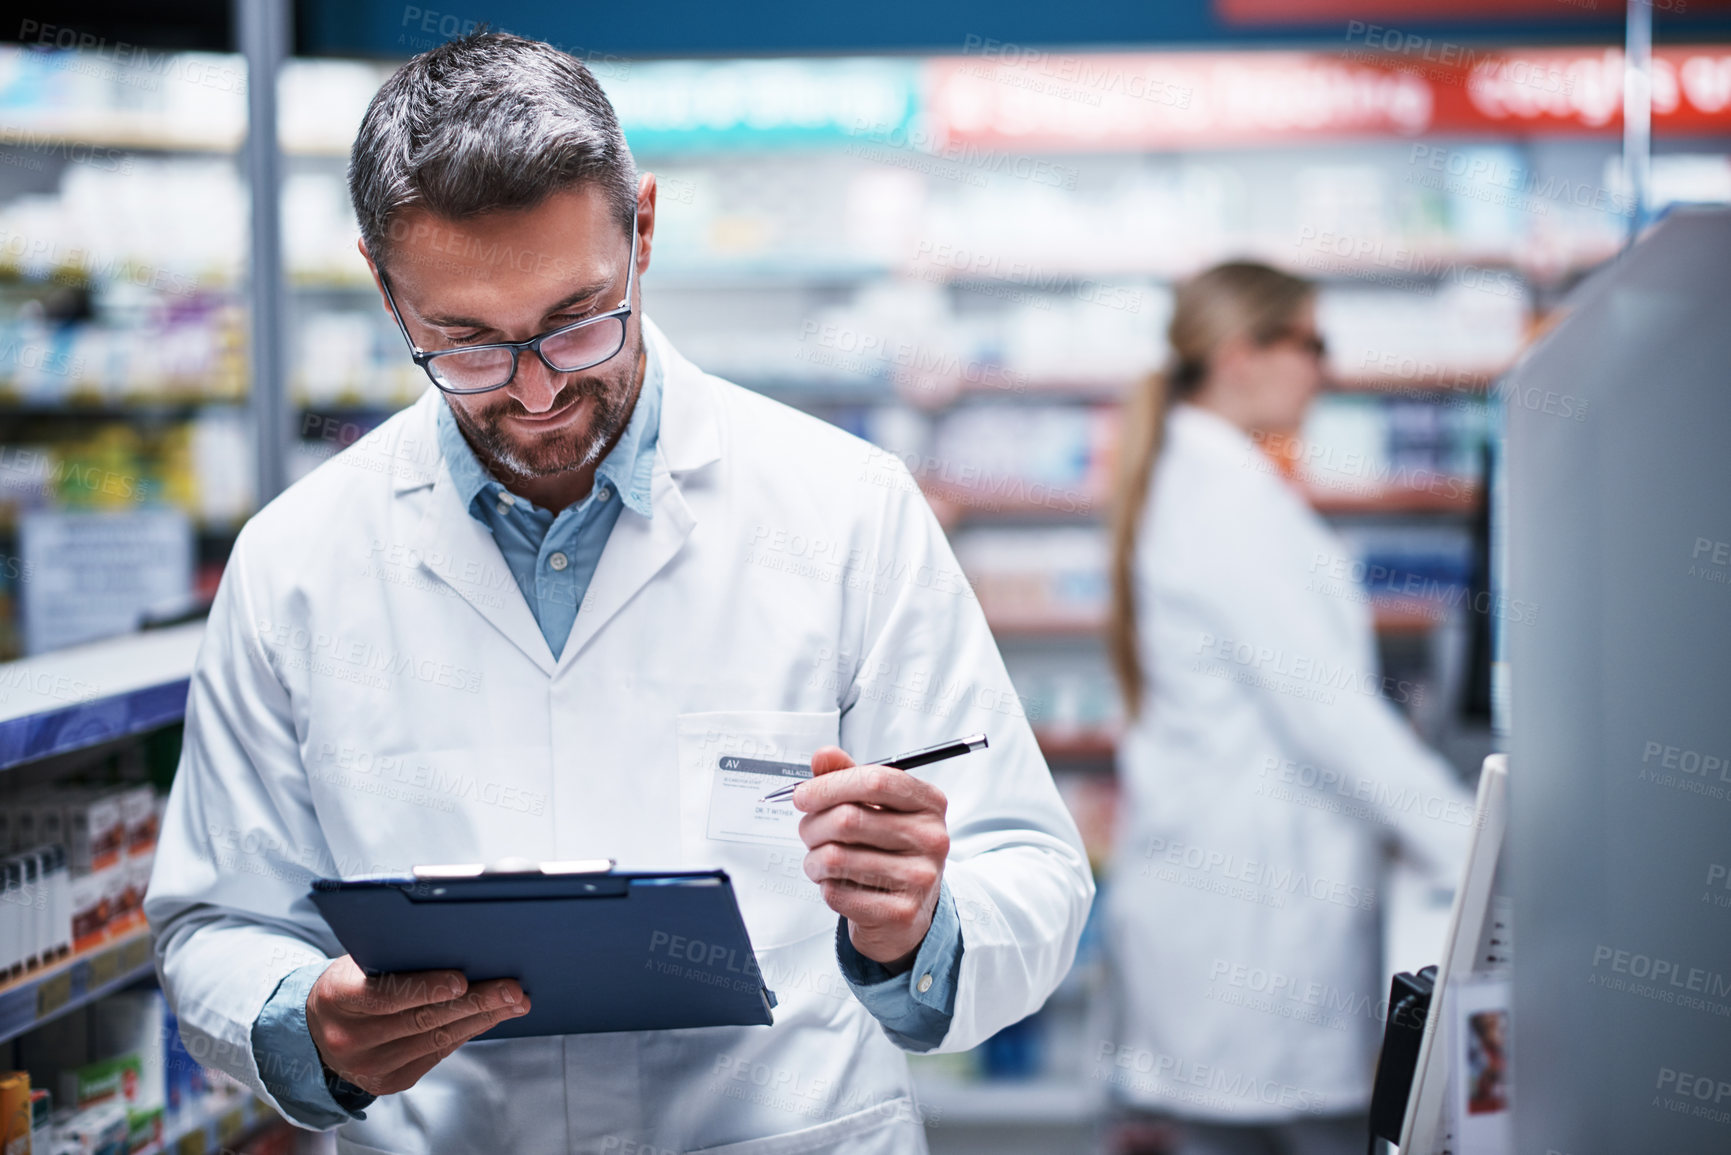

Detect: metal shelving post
[1625, 0, 1654, 239]
[237, 0, 294, 504]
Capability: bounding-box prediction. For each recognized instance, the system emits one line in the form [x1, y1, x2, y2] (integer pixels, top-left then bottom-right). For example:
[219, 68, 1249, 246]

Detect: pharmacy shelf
[0, 266, 235, 294]
[147, 1091, 279, 1155]
[771, 370, 1500, 407]
[920, 481, 1101, 523]
[989, 608, 1447, 641]
[0, 926, 154, 1046]
[296, 399, 419, 417]
[1034, 730, 1117, 762]
[0, 399, 244, 418]
[654, 264, 897, 289]
[0, 621, 203, 770]
[0, 119, 368, 163]
[1328, 372, 1499, 396]
[290, 265, 900, 292]
[745, 377, 1127, 410]
[283, 256, 1567, 293]
[736, 379, 904, 407]
[913, 1076, 1101, 1126]
[984, 616, 1104, 640]
[0, 523, 243, 543]
[1308, 483, 1481, 516]
[1373, 603, 1450, 634]
[283, 366, 1497, 413]
[925, 471, 1485, 523]
[956, 379, 1128, 404]
[0, 117, 239, 155]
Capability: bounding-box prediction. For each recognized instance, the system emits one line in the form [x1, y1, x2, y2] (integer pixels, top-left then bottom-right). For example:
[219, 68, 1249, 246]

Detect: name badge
[707, 756, 809, 846]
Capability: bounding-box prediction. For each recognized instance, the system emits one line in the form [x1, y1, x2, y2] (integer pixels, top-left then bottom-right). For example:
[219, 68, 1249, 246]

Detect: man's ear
[357, 238, 394, 319]
[635, 173, 658, 279]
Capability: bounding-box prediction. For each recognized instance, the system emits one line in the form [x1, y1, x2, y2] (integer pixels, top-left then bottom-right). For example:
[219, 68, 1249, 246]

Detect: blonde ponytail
[1108, 262, 1315, 720]
[1108, 367, 1174, 719]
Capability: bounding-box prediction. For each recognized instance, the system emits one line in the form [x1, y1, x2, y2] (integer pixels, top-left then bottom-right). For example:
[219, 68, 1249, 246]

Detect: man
[145, 32, 1092, 1155]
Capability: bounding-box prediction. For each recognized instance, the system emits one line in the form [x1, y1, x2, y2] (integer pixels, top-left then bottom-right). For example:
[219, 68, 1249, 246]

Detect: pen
[758, 733, 989, 803]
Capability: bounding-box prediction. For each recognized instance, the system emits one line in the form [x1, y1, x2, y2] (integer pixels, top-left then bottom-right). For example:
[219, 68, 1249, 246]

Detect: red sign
[925, 45, 1731, 148]
[1215, 0, 1681, 21]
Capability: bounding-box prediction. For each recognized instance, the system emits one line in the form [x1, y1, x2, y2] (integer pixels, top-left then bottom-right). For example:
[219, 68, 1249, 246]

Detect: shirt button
[916, 973, 933, 994]
[548, 552, 569, 571]
[597, 486, 612, 502]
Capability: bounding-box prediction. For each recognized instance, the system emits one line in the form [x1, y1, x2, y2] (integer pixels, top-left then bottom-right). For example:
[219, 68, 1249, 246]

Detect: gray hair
[348, 31, 637, 271]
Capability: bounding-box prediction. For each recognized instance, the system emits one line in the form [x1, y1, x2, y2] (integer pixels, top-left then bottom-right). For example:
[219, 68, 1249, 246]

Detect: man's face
[367, 181, 654, 481]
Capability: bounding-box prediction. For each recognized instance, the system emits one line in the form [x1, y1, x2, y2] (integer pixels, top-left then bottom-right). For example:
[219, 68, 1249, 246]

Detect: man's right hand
[306, 955, 530, 1097]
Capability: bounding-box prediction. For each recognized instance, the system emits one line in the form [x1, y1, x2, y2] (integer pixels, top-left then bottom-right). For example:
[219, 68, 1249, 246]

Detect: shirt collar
[436, 333, 663, 521]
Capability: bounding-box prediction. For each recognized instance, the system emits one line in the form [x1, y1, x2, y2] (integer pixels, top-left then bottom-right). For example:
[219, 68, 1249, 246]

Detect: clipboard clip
[412, 857, 616, 880]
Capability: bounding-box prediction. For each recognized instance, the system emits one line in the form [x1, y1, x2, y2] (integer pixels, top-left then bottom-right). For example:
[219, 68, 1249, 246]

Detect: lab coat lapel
[413, 448, 559, 676]
[554, 321, 720, 670]
[555, 464, 692, 668]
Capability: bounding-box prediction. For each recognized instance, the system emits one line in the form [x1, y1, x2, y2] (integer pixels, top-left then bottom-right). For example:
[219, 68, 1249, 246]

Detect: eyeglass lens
[427, 315, 628, 392]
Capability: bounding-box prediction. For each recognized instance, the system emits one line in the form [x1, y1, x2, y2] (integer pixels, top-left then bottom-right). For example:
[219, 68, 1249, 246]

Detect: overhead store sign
[1214, 0, 1663, 19]
[602, 59, 918, 152]
[926, 46, 1731, 148]
[1458, 47, 1731, 132]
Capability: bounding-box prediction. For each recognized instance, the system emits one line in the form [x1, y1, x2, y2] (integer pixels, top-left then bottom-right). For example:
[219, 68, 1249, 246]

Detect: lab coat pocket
[676, 710, 840, 952]
[682, 1097, 924, 1155]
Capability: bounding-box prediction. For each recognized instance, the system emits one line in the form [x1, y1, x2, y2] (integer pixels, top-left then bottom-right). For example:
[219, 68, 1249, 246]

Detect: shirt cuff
[835, 877, 964, 1052]
[251, 959, 376, 1128]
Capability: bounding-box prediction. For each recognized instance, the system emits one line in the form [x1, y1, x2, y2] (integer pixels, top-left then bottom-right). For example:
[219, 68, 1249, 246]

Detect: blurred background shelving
[0, 9, 1728, 1151]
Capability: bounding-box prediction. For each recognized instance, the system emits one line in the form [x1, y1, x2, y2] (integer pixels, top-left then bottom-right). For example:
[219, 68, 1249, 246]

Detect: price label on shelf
[119, 934, 152, 972]
[35, 970, 71, 1019]
[87, 944, 122, 987]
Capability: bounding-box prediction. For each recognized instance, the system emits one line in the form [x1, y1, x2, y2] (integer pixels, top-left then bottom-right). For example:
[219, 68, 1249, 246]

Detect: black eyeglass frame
[1265, 326, 1327, 362]
[378, 210, 640, 396]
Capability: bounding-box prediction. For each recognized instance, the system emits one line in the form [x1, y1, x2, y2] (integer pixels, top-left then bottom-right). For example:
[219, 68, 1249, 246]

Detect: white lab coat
[144, 320, 1093, 1155]
[1101, 404, 1471, 1123]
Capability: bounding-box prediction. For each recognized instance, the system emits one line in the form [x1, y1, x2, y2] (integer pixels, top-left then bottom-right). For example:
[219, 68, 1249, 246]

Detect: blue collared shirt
[433, 346, 663, 658]
[251, 336, 962, 1128]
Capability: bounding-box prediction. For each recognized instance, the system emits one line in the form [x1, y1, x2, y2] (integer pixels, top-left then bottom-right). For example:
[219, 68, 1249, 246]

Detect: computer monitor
[1398, 754, 1509, 1154]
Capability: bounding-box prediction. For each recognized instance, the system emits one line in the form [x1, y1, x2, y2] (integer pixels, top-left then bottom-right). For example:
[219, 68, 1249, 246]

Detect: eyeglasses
[380, 211, 639, 395]
[1268, 328, 1327, 361]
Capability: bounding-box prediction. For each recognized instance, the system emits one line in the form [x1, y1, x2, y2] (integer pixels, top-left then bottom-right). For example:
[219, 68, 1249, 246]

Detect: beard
[449, 338, 640, 482]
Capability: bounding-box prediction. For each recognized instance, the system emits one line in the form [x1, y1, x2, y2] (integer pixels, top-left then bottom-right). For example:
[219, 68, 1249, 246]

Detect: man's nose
[506, 352, 566, 412]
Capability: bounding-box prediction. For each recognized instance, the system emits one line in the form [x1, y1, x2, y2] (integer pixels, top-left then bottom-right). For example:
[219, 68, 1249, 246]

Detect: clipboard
[308, 865, 776, 1039]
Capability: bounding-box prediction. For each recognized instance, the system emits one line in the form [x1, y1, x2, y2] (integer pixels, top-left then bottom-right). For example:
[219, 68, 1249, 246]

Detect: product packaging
[90, 992, 164, 1149]
[0, 1070, 31, 1155]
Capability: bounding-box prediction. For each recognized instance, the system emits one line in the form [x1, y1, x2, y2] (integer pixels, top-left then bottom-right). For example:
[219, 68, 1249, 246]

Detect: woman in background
[1101, 263, 1473, 1155]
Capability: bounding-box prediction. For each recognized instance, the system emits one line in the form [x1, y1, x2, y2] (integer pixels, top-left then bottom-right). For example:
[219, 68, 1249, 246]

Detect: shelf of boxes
[0, 53, 261, 656]
[5, 989, 289, 1155]
[146, 1090, 274, 1155]
[0, 622, 253, 1153]
[0, 928, 153, 1048]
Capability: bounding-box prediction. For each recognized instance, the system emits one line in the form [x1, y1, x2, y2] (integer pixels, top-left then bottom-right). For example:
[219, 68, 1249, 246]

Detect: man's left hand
[793, 746, 950, 972]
